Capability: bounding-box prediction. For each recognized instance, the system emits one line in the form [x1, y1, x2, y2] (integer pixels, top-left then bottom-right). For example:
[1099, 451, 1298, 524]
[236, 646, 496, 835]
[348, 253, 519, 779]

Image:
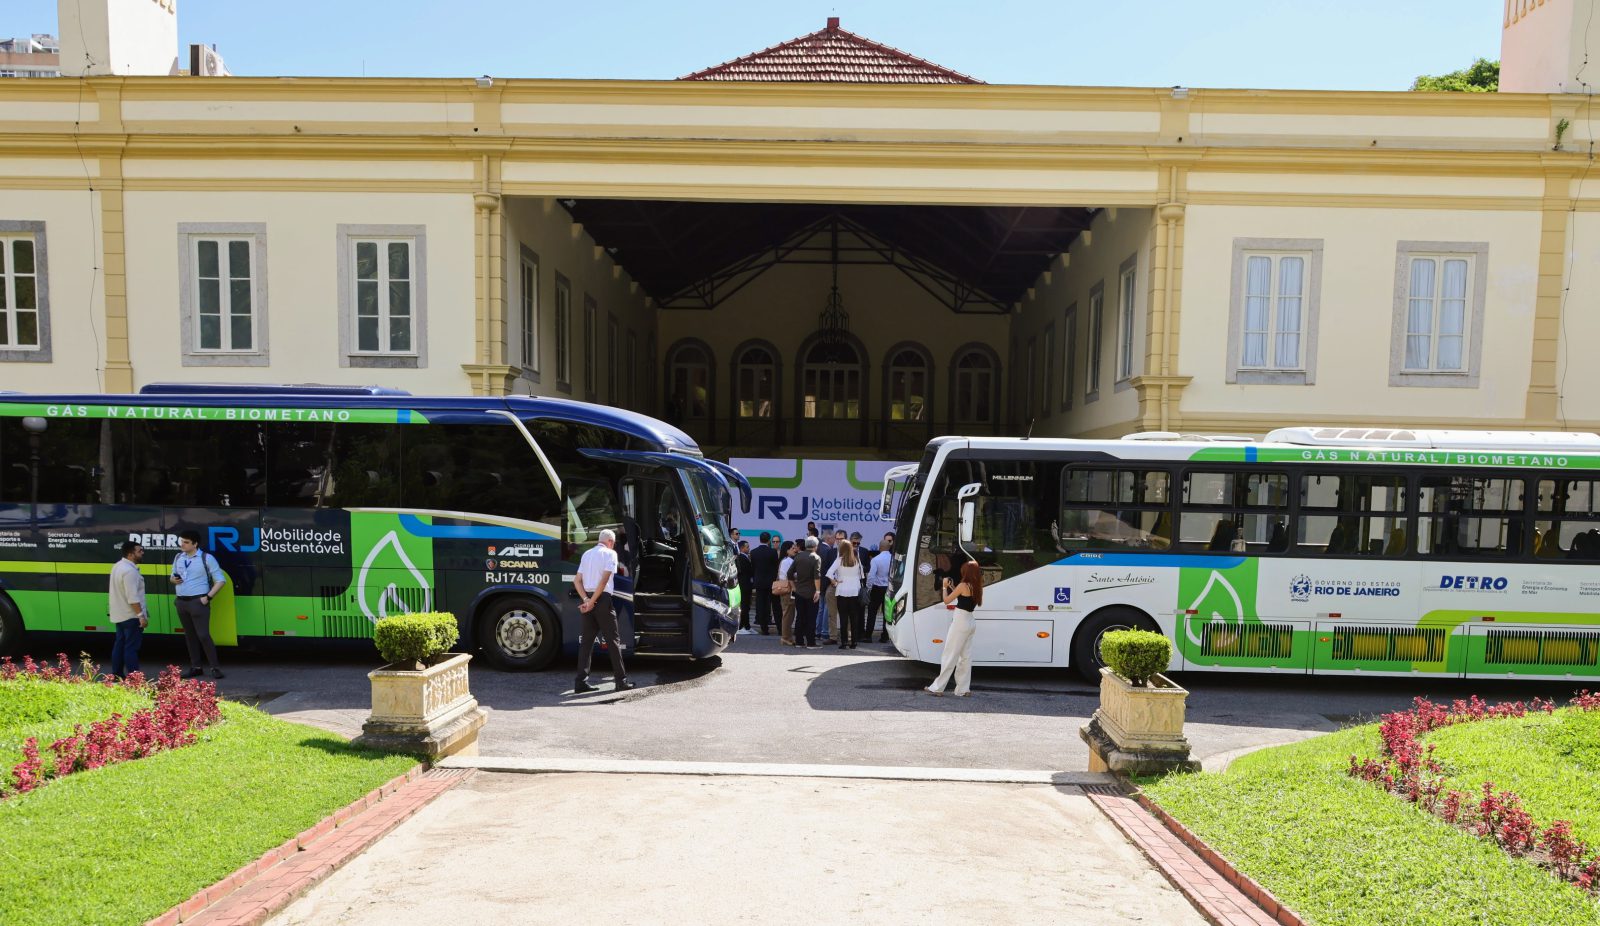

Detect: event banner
[730, 457, 913, 544]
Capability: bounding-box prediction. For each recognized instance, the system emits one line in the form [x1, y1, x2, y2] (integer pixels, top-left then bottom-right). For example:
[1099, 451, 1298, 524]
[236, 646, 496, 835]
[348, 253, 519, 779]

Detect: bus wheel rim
[496, 609, 541, 656]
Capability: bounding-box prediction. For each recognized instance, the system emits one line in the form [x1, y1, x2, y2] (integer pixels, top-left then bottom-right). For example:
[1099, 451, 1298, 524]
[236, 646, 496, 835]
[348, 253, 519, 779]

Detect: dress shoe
[574, 680, 599, 694]
[209, 668, 225, 680]
[180, 668, 202, 679]
[614, 678, 637, 690]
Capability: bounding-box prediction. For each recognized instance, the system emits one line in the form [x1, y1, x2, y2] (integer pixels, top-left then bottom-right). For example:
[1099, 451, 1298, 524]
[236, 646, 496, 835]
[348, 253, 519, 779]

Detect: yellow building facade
[1, 20, 1597, 457]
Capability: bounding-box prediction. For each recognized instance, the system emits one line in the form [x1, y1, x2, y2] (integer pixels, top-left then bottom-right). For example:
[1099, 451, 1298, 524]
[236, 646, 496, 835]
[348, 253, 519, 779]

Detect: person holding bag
[825, 539, 866, 649]
[171, 529, 227, 679]
[775, 540, 797, 645]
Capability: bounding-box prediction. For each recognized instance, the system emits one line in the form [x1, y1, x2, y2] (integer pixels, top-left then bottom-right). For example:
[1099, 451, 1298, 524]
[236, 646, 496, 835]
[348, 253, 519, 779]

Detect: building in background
[0, 35, 59, 78]
[2, 0, 1599, 461]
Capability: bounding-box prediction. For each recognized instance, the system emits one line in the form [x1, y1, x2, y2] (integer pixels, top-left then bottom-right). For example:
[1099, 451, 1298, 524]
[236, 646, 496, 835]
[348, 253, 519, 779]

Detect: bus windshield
[681, 469, 735, 581]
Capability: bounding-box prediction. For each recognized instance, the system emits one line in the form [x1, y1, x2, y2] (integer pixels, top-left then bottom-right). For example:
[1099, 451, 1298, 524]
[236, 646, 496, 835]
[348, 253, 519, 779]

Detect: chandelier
[817, 220, 849, 351]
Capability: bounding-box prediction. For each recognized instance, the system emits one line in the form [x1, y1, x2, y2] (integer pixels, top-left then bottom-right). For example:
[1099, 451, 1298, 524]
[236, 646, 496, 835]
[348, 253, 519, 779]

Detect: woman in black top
[925, 560, 982, 697]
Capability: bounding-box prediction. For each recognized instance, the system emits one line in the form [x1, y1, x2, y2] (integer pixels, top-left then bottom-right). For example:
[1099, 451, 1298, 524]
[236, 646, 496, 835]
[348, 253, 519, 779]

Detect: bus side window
[1416, 474, 1525, 558]
[128, 420, 265, 508]
[0, 416, 116, 505]
[1535, 477, 1600, 559]
[1176, 470, 1287, 553]
[1059, 467, 1171, 552]
[1297, 472, 1406, 557]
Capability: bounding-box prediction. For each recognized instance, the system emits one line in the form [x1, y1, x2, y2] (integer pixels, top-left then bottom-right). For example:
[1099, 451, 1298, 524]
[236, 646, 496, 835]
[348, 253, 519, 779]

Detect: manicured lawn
[0, 676, 151, 772]
[1428, 708, 1600, 848]
[0, 701, 418, 926]
[1144, 716, 1600, 926]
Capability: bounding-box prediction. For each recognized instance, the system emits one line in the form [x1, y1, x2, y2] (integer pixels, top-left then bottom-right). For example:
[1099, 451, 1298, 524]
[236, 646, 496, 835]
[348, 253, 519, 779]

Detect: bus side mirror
[956, 482, 981, 544]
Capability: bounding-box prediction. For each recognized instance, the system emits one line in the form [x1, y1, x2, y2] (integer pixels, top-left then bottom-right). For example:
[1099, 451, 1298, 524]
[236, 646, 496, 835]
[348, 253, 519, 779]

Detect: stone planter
[1079, 666, 1200, 775]
[353, 652, 488, 758]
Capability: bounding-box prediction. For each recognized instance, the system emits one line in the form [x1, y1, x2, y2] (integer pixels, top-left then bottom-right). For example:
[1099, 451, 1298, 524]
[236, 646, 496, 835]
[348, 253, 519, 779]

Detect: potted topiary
[1079, 629, 1200, 775]
[353, 612, 488, 758]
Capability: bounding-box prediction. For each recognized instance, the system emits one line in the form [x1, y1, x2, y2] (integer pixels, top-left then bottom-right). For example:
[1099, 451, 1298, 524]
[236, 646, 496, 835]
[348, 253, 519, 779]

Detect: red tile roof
[679, 18, 982, 84]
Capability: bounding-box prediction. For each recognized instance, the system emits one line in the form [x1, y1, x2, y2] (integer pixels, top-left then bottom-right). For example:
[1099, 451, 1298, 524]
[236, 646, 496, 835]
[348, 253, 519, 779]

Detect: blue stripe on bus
[398, 514, 551, 541]
[1245, 446, 1258, 462]
[1051, 553, 1246, 569]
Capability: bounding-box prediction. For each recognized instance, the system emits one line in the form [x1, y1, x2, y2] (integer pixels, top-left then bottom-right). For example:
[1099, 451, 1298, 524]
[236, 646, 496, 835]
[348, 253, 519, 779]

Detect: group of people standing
[107, 530, 229, 681]
[733, 526, 895, 649]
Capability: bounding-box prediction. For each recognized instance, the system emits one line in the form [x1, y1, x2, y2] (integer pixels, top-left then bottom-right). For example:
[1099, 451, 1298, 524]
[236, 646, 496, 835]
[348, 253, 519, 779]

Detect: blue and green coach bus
[0, 384, 751, 670]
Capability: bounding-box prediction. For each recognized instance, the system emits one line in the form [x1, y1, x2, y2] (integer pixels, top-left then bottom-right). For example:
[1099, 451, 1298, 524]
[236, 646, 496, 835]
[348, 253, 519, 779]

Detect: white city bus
[880, 428, 1600, 682]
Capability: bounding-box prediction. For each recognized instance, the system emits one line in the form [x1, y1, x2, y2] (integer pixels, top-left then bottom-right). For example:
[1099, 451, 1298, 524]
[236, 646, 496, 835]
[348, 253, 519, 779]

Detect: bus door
[929, 459, 1060, 664]
[617, 475, 689, 651]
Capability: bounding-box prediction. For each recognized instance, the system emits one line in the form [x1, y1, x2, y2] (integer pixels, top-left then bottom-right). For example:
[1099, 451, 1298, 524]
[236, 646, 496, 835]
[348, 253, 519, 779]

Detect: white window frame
[519, 246, 540, 379]
[337, 224, 427, 369]
[1085, 283, 1104, 403]
[1226, 238, 1324, 385]
[1388, 241, 1488, 388]
[583, 295, 598, 399]
[1116, 256, 1138, 386]
[0, 224, 49, 362]
[353, 239, 415, 355]
[1061, 304, 1077, 412]
[554, 274, 572, 392]
[178, 222, 267, 367]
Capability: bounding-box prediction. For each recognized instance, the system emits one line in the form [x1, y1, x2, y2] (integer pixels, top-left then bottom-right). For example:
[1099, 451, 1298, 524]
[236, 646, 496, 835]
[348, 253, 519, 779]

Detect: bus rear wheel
[478, 596, 560, 671]
[1071, 607, 1160, 684]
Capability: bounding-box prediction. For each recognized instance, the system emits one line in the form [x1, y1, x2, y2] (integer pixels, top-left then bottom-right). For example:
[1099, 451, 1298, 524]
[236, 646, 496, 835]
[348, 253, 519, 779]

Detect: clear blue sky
[14, 0, 1503, 90]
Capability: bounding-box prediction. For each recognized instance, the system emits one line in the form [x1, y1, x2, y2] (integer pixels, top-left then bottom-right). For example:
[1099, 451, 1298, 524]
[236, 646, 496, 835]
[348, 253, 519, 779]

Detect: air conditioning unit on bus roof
[1265, 426, 1600, 451]
[1121, 431, 1256, 442]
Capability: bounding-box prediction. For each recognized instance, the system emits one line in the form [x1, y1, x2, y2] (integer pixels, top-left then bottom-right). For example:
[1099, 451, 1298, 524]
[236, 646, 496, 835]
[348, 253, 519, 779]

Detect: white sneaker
[736, 628, 754, 635]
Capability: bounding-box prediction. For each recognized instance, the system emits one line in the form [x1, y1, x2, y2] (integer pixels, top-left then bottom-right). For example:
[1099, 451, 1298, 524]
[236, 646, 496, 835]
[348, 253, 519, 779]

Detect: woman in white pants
[925, 560, 982, 697]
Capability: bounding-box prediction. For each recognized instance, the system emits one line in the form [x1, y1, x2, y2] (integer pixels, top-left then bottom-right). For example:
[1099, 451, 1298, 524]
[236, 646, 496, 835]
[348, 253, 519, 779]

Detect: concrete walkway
[267, 771, 1209, 926]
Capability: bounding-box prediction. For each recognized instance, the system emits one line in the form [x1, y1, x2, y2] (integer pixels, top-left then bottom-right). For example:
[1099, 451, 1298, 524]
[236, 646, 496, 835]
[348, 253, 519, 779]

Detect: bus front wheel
[477, 596, 561, 671]
[1071, 607, 1160, 684]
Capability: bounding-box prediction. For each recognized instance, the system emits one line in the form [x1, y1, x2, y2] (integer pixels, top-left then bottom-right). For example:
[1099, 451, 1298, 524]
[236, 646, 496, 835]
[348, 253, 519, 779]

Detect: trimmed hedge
[373, 612, 461, 668]
[1101, 629, 1170, 686]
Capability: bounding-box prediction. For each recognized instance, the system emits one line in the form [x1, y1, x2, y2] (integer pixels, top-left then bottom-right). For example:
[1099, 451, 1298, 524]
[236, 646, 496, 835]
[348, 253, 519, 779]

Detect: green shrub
[372, 612, 460, 668]
[1101, 629, 1171, 686]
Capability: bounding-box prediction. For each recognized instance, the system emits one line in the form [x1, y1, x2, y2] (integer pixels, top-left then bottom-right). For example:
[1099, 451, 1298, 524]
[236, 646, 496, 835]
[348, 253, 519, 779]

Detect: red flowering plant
[1348, 692, 1600, 897]
[0, 654, 221, 799]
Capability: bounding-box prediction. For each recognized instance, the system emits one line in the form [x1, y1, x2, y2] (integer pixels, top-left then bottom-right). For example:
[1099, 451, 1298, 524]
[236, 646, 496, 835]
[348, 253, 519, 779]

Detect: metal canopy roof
[561, 199, 1095, 312]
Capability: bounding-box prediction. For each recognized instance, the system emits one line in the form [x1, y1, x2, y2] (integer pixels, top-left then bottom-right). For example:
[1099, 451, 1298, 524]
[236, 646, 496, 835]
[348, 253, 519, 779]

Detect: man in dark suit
[735, 540, 754, 632]
[749, 531, 779, 635]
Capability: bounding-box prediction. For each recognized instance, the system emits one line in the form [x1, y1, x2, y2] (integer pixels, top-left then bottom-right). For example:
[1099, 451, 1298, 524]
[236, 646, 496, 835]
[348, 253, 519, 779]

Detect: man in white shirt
[864, 539, 893, 642]
[572, 528, 633, 694]
[108, 540, 148, 679]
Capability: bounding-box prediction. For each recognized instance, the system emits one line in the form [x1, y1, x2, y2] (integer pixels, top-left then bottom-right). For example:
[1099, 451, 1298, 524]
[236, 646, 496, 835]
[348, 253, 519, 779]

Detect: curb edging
[1133, 792, 1308, 926]
[143, 764, 471, 926]
[1084, 784, 1307, 926]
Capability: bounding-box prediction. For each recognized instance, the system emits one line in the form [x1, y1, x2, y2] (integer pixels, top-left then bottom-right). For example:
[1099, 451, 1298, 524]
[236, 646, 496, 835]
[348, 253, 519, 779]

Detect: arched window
[665, 340, 713, 439]
[797, 337, 867, 445]
[886, 348, 930, 423]
[952, 347, 997, 428]
[735, 345, 777, 419]
[802, 340, 862, 421]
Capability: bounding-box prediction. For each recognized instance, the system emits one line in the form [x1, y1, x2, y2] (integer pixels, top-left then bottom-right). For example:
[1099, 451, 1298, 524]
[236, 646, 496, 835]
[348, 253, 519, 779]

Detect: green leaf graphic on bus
[351, 513, 435, 623]
[1176, 560, 1259, 656]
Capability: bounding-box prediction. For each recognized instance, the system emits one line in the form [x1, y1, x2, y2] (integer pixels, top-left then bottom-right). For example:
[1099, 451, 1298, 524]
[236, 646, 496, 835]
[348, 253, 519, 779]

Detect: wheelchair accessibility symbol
[1053, 587, 1072, 605]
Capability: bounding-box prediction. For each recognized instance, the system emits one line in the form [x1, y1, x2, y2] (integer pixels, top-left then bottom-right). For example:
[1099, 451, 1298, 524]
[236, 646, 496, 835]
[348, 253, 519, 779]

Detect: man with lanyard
[572, 528, 634, 694]
[171, 530, 226, 679]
